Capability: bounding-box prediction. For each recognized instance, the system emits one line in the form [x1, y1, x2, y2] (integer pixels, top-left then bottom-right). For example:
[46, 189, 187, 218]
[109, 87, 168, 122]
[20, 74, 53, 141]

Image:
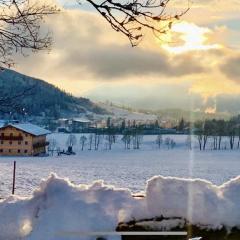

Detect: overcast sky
[13, 0, 240, 112]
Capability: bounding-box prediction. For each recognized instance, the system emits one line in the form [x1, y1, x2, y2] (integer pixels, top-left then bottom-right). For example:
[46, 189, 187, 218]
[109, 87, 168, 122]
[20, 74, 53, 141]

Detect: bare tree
[0, 0, 189, 67]
[185, 134, 192, 150]
[227, 120, 236, 150]
[202, 120, 213, 151]
[237, 125, 240, 149]
[122, 134, 127, 149]
[195, 121, 204, 151]
[164, 137, 170, 149]
[216, 120, 226, 150]
[0, 1, 58, 114]
[48, 138, 58, 156]
[80, 0, 189, 46]
[170, 139, 176, 149]
[88, 133, 94, 150]
[156, 134, 163, 149]
[0, 0, 59, 68]
[122, 132, 131, 149]
[94, 133, 102, 150]
[136, 134, 143, 149]
[66, 134, 77, 152]
[132, 132, 143, 149]
[0, 0, 189, 68]
[105, 134, 114, 150]
[79, 135, 87, 151]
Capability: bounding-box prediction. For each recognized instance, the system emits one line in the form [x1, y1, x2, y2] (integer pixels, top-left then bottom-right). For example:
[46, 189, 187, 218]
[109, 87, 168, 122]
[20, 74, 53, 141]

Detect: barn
[0, 123, 51, 156]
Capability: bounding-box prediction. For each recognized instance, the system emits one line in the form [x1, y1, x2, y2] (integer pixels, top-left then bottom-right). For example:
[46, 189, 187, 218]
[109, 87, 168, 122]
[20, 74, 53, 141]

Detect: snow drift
[0, 174, 240, 240]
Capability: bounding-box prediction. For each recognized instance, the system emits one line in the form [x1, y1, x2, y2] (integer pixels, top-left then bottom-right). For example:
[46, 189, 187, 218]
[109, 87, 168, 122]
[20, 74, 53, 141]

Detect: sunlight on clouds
[189, 76, 240, 101]
[161, 22, 222, 54]
[12, 6, 240, 110]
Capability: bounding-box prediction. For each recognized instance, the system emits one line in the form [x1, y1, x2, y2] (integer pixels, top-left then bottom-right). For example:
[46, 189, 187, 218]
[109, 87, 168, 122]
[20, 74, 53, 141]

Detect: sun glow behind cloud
[13, 6, 240, 111]
[162, 22, 222, 54]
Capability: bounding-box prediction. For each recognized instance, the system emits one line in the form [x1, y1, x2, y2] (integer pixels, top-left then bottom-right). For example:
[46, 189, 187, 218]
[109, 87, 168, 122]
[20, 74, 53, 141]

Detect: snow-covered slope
[1, 174, 240, 240]
[98, 102, 157, 122]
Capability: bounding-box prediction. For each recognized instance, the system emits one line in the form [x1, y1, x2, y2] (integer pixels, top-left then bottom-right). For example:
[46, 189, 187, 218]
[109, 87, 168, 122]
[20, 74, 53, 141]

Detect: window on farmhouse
[25, 141, 28, 145]
[18, 149, 21, 153]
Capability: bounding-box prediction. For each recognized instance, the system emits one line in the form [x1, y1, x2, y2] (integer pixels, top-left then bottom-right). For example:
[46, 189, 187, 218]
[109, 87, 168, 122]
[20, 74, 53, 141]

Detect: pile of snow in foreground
[0, 174, 240, 240]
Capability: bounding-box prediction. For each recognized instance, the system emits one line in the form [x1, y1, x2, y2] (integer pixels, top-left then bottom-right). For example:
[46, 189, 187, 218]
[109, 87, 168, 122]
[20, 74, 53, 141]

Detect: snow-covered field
[1, 133, 240, 239]
[0, 133, 240, 198]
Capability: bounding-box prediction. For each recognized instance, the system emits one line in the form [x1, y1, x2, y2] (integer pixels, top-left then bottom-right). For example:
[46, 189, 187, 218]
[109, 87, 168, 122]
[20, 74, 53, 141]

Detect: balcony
[0, 136, 23, 141]
[33, 141, 49, 148]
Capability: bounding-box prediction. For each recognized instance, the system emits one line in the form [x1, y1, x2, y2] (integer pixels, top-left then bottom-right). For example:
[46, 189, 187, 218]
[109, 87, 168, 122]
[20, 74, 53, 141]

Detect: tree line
[47, 131, 177, 155]
[194, 115, 240, 151]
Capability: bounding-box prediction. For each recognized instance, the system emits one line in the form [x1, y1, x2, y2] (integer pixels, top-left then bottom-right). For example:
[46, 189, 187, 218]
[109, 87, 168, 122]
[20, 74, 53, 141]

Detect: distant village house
[0, 123, 51, 156]
[57, 118, 91, 133]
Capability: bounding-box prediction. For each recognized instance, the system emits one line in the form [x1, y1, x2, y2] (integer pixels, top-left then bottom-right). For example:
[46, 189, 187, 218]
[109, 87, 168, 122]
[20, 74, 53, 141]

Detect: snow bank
[0, 174, 240, 240]
[145, 175, 240, 228]
[0, 174, 136, 240]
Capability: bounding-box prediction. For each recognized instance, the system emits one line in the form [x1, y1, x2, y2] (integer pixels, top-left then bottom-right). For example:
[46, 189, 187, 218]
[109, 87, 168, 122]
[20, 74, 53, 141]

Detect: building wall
[0, 127, 47, 156]
[0, 127, 33, 156]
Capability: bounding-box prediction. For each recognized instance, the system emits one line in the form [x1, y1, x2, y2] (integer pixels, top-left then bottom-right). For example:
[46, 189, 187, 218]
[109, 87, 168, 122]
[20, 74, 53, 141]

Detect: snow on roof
[58, 118, 68, 121]
[72, 118, 90, 123]
[1, 123, 51, 136]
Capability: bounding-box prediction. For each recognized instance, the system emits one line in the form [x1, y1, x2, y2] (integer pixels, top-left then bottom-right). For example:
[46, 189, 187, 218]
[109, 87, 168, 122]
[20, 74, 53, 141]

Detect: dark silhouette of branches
[0, 83, 36, 114]
[0, 0, 59, 68]
[81, 0, 190, 46]
[0, 0, 189, 66]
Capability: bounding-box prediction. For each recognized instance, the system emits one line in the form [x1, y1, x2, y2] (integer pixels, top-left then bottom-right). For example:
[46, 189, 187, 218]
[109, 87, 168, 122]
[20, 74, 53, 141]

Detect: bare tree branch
[0, 0, 59, 68]
[0, 0, 189, 113]
[80, 0, 190, 46]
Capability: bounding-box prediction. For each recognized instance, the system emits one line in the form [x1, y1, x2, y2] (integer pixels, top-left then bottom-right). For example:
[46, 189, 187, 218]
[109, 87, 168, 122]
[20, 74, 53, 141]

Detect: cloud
[186, 0, 240, 11]
[57, 45, 207, 79]
[87, 82, 203, 110]
[14, 10, 206, 81]
[11, 5, 240, 111]
[221, 56, 240, 82]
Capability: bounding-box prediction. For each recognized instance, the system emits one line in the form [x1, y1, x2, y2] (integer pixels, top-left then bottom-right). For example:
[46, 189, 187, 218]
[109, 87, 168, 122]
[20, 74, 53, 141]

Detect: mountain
[0, 69, 107, 118]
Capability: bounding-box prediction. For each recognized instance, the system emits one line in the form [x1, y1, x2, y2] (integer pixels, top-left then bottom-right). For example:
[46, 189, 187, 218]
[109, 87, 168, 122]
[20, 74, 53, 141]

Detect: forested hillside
[0, 69, 106, 118]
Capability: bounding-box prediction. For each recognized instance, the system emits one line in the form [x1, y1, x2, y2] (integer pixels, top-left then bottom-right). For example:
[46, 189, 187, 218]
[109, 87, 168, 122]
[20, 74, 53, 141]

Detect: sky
[13, 0, 240, 112]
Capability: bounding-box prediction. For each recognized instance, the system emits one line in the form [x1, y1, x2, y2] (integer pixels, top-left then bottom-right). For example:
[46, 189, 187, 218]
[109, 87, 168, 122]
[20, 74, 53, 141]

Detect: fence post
[12, 161, 16, 195]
